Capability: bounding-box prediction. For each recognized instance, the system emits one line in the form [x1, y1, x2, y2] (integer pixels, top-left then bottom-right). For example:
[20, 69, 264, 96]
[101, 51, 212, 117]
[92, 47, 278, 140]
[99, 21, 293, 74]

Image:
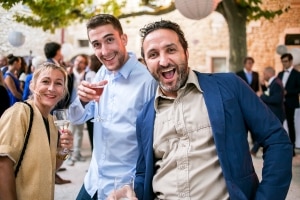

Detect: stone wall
[247, 0, 300, 74]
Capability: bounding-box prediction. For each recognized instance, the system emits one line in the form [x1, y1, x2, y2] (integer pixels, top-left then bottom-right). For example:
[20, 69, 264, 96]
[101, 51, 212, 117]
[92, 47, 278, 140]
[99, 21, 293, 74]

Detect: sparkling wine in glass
[53, 109, 72, 159]
[91, 85, 105, 122]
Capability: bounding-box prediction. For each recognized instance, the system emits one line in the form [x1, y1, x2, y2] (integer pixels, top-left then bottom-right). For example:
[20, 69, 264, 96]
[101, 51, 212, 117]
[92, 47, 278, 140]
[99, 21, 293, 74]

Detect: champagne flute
[53, 109, 72, 159]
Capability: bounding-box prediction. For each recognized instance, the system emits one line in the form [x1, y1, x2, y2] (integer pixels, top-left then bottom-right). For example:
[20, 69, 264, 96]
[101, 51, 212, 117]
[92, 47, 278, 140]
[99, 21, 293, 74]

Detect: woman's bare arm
[0, 156, 17, 200]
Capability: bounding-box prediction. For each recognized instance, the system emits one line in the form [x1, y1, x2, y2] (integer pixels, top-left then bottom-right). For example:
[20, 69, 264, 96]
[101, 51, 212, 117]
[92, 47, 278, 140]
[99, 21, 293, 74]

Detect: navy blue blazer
[278, 68, 300, 109]
[135, 72, 292, 200]
[260, 77, 285, 123]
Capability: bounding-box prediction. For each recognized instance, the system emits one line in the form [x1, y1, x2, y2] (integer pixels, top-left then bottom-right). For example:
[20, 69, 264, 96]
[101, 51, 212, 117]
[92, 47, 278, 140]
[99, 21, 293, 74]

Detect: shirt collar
[243, 68, 252, 74]
[101, 52, 137, 80]
[52, 58, 60, 66]
[285, 66, 293, 73]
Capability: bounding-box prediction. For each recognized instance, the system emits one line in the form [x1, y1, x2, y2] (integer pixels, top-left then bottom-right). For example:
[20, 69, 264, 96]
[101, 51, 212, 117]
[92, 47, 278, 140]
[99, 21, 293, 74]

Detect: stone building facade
[0, 1, 299, 75]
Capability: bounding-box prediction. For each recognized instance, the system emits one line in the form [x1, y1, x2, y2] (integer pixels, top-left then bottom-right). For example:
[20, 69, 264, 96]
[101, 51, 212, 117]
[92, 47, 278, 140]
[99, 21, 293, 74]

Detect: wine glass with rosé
[90, 84, 105, 122]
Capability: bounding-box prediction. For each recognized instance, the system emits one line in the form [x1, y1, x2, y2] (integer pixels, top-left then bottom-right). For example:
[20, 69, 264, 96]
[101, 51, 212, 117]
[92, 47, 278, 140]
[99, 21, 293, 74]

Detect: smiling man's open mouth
[161, 68, 175, 79]
[103, 53, 116, 61]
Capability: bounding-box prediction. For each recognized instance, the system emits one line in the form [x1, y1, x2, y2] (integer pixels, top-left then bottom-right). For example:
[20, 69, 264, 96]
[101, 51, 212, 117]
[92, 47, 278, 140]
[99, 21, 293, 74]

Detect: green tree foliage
[1, 0, 94, 32]
[0, 0, 290, 71]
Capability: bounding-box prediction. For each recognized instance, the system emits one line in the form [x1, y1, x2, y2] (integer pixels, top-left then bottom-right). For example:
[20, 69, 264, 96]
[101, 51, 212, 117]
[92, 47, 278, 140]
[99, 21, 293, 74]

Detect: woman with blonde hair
[0, 62, 73, 200]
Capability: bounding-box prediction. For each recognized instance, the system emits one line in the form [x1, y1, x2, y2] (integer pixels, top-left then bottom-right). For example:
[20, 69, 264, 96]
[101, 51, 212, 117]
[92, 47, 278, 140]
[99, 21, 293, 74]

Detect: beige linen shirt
[153, 69, 229, 199]
[0, 101, 58, 200]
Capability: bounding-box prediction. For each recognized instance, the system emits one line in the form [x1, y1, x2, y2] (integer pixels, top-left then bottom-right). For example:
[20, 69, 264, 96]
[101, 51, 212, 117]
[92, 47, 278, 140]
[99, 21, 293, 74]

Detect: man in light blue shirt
[68, 14, 157, 200]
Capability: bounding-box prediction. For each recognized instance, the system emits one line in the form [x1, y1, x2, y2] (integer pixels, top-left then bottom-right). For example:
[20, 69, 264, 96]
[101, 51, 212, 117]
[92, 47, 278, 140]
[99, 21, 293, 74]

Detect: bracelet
[56, 152, 70, 160]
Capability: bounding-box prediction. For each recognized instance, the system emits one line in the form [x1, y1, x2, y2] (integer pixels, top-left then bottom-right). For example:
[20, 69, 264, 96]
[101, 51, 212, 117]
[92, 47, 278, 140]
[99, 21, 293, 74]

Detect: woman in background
[0, 72, 10, 117]
[4, 54, 22, 105]
[18, 56, 29, 91]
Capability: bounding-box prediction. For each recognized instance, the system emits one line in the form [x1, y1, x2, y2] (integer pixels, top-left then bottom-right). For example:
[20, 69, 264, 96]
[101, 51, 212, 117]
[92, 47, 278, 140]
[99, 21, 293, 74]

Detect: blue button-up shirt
[69, 52, 157, 199]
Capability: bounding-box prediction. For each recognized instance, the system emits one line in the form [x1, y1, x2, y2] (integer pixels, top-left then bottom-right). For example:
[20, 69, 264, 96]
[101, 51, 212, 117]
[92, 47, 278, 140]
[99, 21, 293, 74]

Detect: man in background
[67, 54, 89, 166]
[251, 66, 285, 156]
[236, 57, 260, 147]
[236, 57, 259, 93]
[278, 53, 300, 156]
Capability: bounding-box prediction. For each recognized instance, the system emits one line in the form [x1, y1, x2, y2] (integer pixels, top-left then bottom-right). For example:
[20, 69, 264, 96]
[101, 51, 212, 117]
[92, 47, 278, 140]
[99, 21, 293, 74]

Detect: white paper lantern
[8, 31, 25, 47]
[276, 45, 288, 55]
[175, 0, 221, 20]
[289, 48, 300, 66]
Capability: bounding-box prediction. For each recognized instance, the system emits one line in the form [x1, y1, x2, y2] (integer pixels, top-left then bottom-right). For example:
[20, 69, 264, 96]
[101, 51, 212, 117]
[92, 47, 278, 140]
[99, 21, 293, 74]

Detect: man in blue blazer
[133, 20, 292, 200]
[251, 66, 285, 156]
[260, 66, 285, 123]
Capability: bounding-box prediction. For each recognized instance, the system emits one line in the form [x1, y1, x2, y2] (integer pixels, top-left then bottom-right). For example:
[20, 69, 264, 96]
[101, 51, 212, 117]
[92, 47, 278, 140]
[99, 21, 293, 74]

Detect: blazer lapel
[196, 72, 226, 151]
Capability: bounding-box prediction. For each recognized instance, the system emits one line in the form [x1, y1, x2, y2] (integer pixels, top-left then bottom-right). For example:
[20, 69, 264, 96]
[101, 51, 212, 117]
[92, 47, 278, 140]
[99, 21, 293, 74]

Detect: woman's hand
[59, 129, 73, 150]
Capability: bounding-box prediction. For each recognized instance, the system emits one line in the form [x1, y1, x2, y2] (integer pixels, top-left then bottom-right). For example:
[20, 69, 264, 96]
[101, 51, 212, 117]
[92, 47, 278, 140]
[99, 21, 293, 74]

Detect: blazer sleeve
[230, 75, 292, 200]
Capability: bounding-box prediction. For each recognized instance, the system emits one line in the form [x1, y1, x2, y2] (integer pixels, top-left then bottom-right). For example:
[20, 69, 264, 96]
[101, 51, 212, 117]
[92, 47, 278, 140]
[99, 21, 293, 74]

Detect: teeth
[103, 54, 115, 61]
[161, 68, 174, 73]
[46, 94, 56, 98]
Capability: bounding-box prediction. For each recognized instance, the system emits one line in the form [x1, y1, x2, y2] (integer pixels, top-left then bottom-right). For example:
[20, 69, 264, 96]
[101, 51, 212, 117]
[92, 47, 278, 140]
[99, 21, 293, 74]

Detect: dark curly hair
[139, 20, 188, 58]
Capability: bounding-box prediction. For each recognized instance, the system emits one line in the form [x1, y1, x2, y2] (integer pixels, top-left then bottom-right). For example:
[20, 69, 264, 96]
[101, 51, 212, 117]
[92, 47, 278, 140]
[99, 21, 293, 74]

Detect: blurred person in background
[278, 53, 300, 157]
[67, 54, 89, 166]
[251, 66, 285, 156]
[18, 56, 29, 92]
[44, 42, 63, 66]
[0, 54, 8, 75]
[4, 54, 22, 106]
[0, 71, 10, 117]
[236, 57, 259, 93]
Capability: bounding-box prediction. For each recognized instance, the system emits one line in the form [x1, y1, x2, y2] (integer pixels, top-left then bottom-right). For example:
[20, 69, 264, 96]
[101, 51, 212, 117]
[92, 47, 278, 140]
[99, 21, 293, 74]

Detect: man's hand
[77, 80, 108, 103]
